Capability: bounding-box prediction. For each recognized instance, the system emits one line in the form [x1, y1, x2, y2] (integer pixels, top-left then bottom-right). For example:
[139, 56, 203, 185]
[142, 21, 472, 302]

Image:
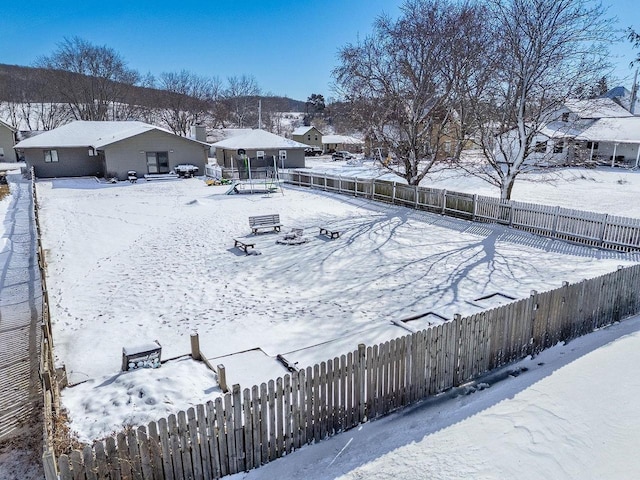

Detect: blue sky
[0, 0, 639, 102]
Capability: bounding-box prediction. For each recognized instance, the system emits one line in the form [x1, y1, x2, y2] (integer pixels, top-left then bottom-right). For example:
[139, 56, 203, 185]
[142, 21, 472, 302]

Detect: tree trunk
[500, 176, 515, 200]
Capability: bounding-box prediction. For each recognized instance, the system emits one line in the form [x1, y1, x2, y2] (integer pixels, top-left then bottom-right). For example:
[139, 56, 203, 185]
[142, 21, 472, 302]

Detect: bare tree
[0, 67, 71, 130]
[35, 37, 140, 121]
[629, 28, 640, 65]
[223, 75, 261, 128]
[334, 0, 484, 185]
[467, 0, 614, 200]
[155, 70, 216, 135]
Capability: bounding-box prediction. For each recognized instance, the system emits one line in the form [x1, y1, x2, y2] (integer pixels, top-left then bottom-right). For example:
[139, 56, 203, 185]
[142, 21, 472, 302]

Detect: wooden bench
[319, 227, 340, 239]
[234, 238, 256, 254]
[249, 214, 282, 234]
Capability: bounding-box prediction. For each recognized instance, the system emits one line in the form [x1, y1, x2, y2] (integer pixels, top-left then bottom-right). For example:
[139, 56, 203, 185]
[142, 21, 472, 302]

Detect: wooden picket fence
[32, 168, 64, 478]
[53, 263, 640, 479]
[281, 171, 640, 252]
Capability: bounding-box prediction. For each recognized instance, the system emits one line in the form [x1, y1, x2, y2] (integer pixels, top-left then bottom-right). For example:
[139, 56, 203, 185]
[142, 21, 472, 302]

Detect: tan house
[0, 119, 17, 162]
[292, 126, 323, 150]
[14, 121, 209, 180]
[322, 134, 364, 154]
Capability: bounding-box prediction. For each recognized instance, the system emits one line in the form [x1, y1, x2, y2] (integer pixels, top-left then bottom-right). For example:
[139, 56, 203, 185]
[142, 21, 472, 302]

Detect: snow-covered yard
[306, 155, 640, 218]
[35, 163, 640, 445]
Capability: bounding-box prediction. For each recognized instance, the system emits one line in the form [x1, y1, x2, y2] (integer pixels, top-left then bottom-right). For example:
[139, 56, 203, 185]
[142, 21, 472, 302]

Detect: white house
[503, 98, 639, 167]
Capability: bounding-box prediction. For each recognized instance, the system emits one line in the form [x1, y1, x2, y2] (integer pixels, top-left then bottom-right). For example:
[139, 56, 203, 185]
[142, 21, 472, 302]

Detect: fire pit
[276, 228, 309, 245]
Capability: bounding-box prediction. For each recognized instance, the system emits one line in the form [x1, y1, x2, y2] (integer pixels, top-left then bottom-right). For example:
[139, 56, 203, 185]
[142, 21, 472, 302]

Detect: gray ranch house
[14, 121, 209, 180]
[0, 119, 17, 162]
[211, 129, 307, 170]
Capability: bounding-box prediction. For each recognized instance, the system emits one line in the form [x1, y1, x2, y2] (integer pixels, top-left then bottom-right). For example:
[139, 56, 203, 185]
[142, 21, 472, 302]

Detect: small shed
[211, 129, 308, 169]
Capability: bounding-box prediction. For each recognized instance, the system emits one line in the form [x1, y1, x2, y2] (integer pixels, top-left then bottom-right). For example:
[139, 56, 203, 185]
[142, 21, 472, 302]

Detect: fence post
[190, 333, 201, 361]
[357, 343, 366, 423]
[217, 364, 228, 393]
[472, 195, 478, 221]
[324, 176, 327, 191]
[371, 178, 375, 200]
[453, 314, 462, 384]
[338, 176, 342, 193]
[528, 290, 538, 356]
[414, 185, 419, 209]
[551, 206, 560, 237]
[392, 182, 397, 204]
[509, 203, 514, 227]
[441, 190, 447, 214]
[599, 213, 609, 247]
[42, 449, 58, 480]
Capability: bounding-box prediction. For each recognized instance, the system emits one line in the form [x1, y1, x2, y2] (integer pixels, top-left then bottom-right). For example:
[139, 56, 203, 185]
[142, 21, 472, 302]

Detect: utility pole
[630, 68, 638, 115]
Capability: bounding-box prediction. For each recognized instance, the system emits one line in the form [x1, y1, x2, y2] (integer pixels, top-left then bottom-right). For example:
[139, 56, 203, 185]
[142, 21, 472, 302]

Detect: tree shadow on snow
[249, 314, 640, 480]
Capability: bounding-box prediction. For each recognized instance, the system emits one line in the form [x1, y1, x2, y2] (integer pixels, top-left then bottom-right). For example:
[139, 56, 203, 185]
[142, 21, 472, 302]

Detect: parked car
[332, 151, 353, 161]
[304, 146, 323, 156]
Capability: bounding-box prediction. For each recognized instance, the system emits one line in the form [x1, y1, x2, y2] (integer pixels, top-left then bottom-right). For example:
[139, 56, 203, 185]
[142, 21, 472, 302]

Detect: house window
[534, 141, 547, 153]
[586, 141, 599, 150]
[561, 112, 570, 122]
[315, 135, 318, 141]
[553, 141, 564, 154]
[44, 150, 59, 163]
[278, 150, 287, 160]
[256, 150, 265, 159]
[307, 135, 311, 141]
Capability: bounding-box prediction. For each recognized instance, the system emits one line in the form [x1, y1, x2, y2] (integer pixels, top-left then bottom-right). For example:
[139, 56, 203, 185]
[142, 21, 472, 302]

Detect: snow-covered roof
[603, 86, 640, 115]
[322, 134, 364, 145]
[210, 129, 308, 149]
[540, 121, 588, 139]
[292, 126, 319, 136]
[564, 98, 632, 119]
[576, 117, 640, 143]
[207, 128, 254, 143]
[14, 121, 209, 149]
[605, 86, 630, 98]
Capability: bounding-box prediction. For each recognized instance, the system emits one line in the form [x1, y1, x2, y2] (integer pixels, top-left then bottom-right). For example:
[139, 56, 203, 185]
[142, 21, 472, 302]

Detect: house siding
[24, 147, 105, 178]
[102, 130, 208, 180]
[292, 127, 323, 149]
[216, 148, 305, 169]
[0, 123, 17, 162]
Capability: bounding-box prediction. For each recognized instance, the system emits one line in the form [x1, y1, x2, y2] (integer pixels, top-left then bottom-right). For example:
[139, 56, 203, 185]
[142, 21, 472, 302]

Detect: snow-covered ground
[233, 314, 640, 480]
[27, 160, 639, 477]
[305, 155, 640, 217]
[35, 162, 640, 447]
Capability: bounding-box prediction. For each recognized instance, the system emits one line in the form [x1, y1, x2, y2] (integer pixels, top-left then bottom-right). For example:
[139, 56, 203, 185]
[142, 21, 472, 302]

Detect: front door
[146, 152, 169, 174]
